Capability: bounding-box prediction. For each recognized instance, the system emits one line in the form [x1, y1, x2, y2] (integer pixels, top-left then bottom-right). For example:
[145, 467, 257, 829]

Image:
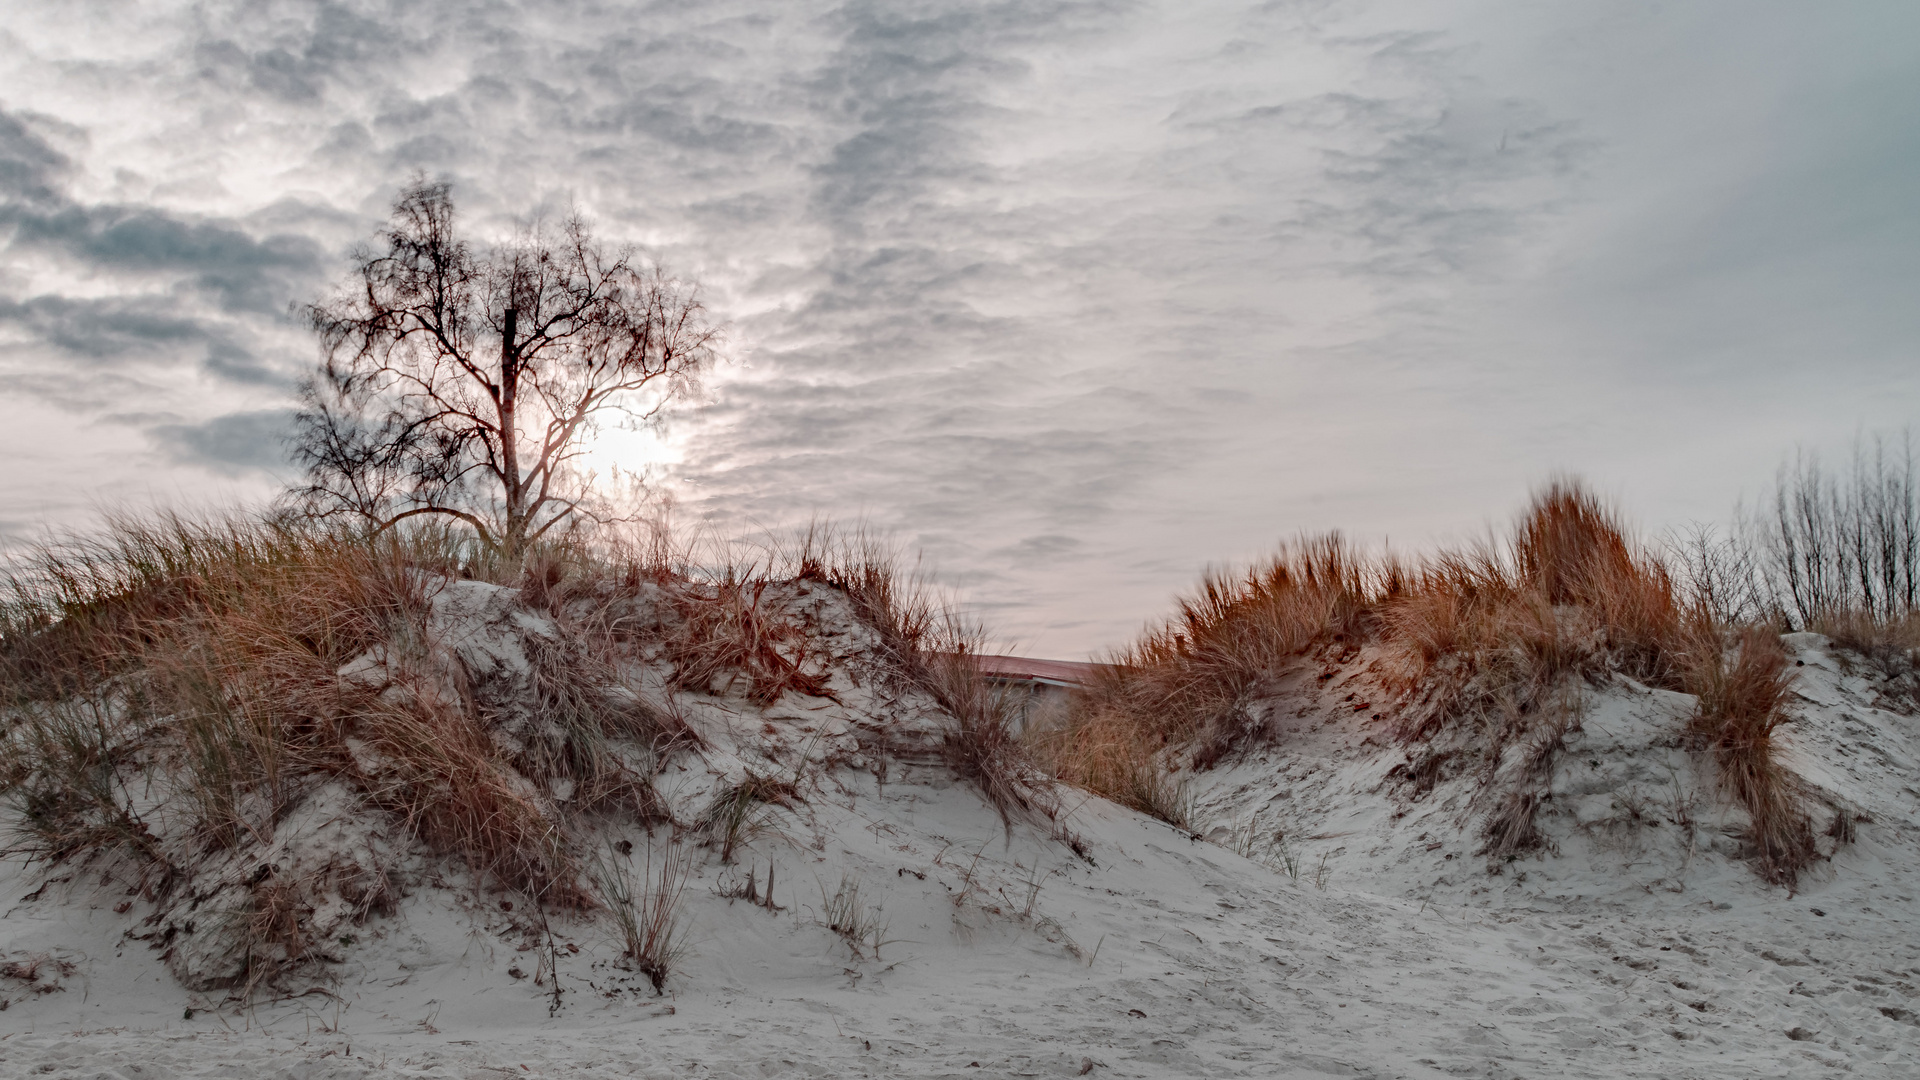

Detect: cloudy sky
[2, 1, 1916, 656]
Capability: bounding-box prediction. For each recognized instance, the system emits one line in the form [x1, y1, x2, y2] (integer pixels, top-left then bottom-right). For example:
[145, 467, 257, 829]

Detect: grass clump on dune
[0, 515, 647, 909]
[1031, 479, 1824, 885]
[1684, 627, 1816, 885]
[1026, 536, 1375, 825]
[799, 528, 1059, 829]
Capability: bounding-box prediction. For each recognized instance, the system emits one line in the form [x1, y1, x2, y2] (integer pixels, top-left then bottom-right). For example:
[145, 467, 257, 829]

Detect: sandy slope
[4, 624, 1919, 1078]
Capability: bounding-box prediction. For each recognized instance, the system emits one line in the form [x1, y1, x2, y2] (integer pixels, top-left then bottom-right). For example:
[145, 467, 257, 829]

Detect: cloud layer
[2, 0, 1916, 654]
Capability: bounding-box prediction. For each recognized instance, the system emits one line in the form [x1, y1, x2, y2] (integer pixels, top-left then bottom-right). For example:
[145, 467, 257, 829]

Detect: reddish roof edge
[962, 653, 1112, 686]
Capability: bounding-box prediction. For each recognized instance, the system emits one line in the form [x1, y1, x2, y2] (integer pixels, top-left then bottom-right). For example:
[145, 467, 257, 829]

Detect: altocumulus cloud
[151, 409, 302, 477]
[0, 0, 1915, 654]
[0, 100, 324, 487]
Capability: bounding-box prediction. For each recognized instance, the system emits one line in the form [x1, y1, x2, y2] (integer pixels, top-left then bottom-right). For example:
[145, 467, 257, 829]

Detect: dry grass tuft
[0, 515, 648, 929]
[3, 515, 429, 879]
[924, 647, 1057, 828]
[1516, 480, 1681, 681]
[348, 686, 582, 904]
[1124, 534, 1377, 749]
[592, 835, 692, 993]
[814, 531, 1059, 827]
[1024, 696, 1192, 829]
[1476, 690, 1583, 862]
[820, 872, 889, 960]
[5, 700, 165, 874]
[1682, 626, 1817, 885]
[1384, 485, 1680, 744]
[699, 773, 796, 864]
[664, 573, 835, 705]
[1379, 546, 1574, 744]
[1030, 536, 1375, 824]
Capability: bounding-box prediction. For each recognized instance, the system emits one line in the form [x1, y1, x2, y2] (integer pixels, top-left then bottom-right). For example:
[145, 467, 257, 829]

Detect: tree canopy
[292, 180, 717, 561]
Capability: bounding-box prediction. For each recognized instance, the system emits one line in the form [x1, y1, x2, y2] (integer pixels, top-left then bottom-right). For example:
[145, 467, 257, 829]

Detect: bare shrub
[292, 180, 716, 565]
[1661, 435, 1920, 701]
[1754, 436, 1919, 627]
[1670, 523, 1774, 627]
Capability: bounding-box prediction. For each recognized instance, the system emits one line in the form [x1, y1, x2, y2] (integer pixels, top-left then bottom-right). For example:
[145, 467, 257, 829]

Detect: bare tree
[291, 179, 717, 562]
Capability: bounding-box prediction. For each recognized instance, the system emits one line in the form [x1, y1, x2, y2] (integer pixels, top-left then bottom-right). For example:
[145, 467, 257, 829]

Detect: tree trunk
[499, 306, 526, 565]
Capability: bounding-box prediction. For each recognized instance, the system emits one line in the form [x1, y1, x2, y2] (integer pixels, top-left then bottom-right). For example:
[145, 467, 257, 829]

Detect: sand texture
[4, 592, 1917, 1078]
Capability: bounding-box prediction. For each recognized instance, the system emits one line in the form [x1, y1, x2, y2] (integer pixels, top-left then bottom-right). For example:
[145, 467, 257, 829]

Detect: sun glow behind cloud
[574, 419, 685, 503]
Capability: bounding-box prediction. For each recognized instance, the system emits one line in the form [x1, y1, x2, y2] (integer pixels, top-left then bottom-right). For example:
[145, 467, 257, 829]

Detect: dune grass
[0, 516, 609, 905]
[0, 509, 1051, 987]
[1030, 479, 1825, 885]
[591, 835, 692, 993]
[797, 528, 1058, 827]
[0, 510, 1053, 996]
[1684, 627, 1816, 884]
[2, 467, 1875, 992]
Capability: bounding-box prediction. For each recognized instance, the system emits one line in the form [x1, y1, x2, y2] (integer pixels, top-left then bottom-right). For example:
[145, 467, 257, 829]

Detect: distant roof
[965, 653, 1109, 687]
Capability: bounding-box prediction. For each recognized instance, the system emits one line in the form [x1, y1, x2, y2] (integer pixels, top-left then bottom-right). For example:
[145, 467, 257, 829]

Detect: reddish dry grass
[1091, 537, 1374, 752]
[664, 575, 834, 705]
[1682, 626, 1816, 885]
[1024, 700, 1190, 827]
[1515, 480, 1681, 682]
[1040, 480, 1820, 884]
[1384, 484, 1680, 737]
[1029, 536, 1376, 825]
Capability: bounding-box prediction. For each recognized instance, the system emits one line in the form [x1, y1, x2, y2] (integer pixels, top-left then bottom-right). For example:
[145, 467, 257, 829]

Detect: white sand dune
[4, 587, 1917, 1078]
